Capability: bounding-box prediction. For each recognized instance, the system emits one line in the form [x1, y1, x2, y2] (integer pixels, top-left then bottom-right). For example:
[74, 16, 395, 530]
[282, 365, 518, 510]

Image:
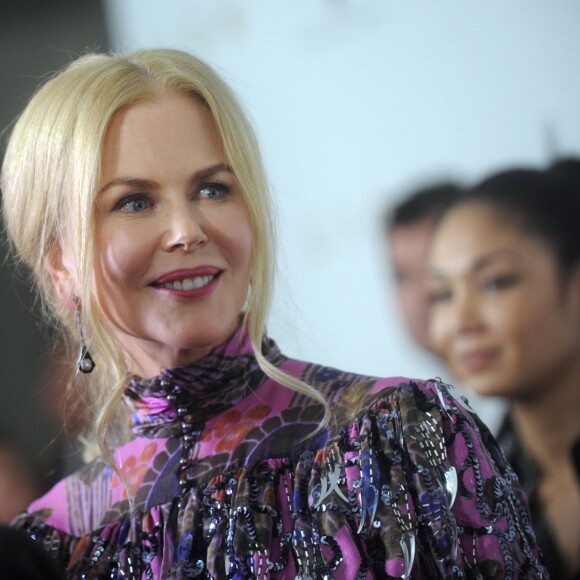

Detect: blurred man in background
[384, 182, 463, 354]
[383, 181, 507, 434]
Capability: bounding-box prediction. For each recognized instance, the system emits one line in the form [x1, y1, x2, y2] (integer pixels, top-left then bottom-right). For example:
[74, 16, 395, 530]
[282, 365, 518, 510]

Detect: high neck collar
[123, 326, 280, 439]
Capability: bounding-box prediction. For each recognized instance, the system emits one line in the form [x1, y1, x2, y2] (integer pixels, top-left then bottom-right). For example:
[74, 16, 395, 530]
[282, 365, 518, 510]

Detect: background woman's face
[428, 202, 580, 400]
[92, 91, 253, 377]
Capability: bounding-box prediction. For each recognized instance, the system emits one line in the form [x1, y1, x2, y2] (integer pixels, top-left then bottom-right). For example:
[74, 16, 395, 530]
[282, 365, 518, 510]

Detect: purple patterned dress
[12, 327, 546, 578]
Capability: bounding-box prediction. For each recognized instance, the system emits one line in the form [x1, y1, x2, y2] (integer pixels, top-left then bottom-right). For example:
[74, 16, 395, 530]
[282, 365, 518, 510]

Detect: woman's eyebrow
[99, 163, 233, 195]
[472, 248, 521, 273]
[189, 163, 233, 184]
[428, 248, 521, 280]
[99, 177, 158, 195]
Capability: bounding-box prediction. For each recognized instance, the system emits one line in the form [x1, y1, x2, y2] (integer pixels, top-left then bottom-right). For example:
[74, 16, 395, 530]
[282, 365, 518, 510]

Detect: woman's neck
[511, 368, 580, 477]
[511, 364, 580, 577]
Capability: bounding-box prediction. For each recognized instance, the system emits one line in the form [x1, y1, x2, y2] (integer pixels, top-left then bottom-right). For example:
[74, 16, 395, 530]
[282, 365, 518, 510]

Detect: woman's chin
[461, 374, 515, 400]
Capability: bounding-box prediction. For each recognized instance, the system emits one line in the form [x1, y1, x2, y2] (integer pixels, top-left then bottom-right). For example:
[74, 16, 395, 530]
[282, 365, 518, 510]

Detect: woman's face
[85, 91, 252, 377]
[429, 202, 580, 400]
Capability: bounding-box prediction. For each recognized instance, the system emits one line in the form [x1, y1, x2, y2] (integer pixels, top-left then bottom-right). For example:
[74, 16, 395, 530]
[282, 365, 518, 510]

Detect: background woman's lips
[458, 349, 499, 372]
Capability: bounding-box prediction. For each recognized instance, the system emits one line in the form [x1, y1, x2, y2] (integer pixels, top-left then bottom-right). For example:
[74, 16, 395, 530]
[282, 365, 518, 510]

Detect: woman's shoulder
[14, 454, 111, 534]
[286, 354, 478, 435]
[325, 372, 504, 475]
[284, 351, 449, 403]
[14, 435, 163, 537]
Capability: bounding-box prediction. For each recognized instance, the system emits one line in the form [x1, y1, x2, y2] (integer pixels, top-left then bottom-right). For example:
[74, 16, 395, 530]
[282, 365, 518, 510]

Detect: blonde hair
[1, 49, 331, 467]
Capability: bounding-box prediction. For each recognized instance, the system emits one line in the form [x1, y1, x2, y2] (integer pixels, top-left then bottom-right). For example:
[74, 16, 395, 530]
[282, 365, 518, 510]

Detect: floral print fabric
[12, 328, 546, 578]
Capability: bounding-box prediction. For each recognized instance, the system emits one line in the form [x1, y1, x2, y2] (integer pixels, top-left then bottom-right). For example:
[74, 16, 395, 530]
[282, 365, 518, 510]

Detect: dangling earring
[75, 302, 95, 374]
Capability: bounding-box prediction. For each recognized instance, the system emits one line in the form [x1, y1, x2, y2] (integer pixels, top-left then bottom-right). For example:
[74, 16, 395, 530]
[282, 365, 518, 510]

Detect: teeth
[161, 275, 215, 290]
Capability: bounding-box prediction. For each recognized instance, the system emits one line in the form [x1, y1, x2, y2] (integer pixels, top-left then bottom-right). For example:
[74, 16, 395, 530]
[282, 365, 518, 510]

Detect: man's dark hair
[385, 182, 464, 232]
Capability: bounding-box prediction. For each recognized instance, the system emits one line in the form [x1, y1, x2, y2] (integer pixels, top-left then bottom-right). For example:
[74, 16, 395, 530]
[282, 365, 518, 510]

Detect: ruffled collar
[123, 325, 281, 438]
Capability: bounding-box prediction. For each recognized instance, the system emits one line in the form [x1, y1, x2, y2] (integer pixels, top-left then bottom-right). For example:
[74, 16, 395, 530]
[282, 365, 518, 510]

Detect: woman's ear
[44, 247, 77, 311]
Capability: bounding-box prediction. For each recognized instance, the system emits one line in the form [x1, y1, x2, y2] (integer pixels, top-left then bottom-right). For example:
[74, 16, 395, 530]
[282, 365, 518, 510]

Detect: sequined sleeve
[309, 378, 547, 578]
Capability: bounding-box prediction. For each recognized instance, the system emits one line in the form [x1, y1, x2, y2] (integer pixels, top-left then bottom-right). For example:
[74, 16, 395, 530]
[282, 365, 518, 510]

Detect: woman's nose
[451, 290, 484, 336]
[162, 207, 208, 252]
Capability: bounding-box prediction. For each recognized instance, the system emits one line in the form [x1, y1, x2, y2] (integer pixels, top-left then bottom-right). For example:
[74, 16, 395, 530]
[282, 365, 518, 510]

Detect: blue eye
[198, 183, 229, 201]
[116, 195, 151, 213]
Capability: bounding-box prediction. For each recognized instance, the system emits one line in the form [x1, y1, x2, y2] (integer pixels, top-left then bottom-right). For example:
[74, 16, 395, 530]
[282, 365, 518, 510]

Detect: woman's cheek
[96, 224, 151, 286]
[429, 310, 448, 356]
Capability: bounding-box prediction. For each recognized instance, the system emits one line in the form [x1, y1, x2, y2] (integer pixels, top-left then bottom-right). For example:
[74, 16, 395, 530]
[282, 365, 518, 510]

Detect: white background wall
[103, 1, 580, 414]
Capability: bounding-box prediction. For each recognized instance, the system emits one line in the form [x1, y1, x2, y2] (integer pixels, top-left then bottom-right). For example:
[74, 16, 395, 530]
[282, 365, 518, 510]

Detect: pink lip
[458, 349, 499, 372]
[150, 266, 222, 299]
[152, 266, 221, 285]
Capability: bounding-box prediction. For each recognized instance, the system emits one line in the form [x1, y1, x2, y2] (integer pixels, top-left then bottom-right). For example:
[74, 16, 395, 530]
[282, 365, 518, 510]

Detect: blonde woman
[2, 49, 545, 578]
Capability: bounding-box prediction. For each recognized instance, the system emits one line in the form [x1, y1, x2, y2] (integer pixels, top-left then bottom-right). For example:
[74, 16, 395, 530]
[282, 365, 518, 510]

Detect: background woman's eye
[483, 275, 518, 292]
[429, 288, 452, 304]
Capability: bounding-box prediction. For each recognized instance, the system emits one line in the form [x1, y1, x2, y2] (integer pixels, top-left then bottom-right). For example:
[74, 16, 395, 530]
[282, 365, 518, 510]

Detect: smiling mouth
[458, 349, 499, 372]
[156, 274, 216, 291]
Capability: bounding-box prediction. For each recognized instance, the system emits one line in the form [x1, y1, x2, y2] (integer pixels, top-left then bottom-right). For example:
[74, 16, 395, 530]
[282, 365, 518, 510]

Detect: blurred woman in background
[429, 159, 580, 579]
